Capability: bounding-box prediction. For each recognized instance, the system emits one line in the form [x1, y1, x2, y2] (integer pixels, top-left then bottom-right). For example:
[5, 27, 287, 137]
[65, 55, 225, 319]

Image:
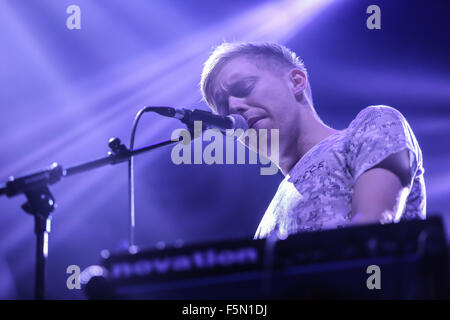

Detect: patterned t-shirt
[254, 105, 426, 240]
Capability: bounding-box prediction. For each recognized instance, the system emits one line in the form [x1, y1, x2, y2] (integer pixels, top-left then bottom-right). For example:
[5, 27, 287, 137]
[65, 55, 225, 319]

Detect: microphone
[145, 106, 249, 133]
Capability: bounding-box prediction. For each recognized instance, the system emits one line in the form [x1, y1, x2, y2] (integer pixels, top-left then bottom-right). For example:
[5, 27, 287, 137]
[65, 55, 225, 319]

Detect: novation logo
[110, 247, 259, 279]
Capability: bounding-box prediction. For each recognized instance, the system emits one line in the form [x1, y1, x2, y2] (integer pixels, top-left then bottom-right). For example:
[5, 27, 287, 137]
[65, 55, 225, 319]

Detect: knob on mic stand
[2, 162, 63, 300]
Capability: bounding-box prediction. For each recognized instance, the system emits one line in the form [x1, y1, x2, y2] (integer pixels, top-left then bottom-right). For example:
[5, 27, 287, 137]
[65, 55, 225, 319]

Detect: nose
[228, 96, 249, 116]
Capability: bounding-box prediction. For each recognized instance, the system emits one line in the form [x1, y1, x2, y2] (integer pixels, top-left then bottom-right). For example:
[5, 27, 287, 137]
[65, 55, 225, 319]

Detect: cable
[127, 106, 148, 250]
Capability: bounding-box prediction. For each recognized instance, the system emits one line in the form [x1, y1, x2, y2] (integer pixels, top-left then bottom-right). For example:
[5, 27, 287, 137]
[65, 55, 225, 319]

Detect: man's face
[210, 57, 301, 153]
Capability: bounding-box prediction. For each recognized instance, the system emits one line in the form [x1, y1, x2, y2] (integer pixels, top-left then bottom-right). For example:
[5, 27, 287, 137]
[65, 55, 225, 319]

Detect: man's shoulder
[348, 105, 407, 132]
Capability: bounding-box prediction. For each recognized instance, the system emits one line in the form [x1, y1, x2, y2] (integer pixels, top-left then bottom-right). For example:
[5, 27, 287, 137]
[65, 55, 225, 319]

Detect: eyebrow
[226, 75, 259, 86]
[210, 76, 259, 114]
[212, 76, 258, 101]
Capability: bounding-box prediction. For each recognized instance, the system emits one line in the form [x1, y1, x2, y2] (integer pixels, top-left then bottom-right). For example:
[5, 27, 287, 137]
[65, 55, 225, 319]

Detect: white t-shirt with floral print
[254, 105, 426, 240]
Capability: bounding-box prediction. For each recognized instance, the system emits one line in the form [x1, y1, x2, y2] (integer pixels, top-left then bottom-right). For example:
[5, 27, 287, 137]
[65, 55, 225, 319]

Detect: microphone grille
[228, 114, 249, 131]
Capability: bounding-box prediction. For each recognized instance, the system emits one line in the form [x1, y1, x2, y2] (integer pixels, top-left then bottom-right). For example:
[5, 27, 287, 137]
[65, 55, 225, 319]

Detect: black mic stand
[0, 136, 180, 299]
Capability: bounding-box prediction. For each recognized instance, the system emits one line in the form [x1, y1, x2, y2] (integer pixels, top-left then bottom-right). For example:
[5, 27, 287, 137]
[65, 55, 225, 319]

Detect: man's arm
[350, 149, 411, 225]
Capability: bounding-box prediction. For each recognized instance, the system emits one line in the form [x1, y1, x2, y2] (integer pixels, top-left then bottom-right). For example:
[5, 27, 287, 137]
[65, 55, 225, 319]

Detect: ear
[289, 69, 307, 100]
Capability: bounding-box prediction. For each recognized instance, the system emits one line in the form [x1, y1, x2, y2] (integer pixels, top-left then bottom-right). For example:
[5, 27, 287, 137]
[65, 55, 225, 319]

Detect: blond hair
[200, 42, 311, 114]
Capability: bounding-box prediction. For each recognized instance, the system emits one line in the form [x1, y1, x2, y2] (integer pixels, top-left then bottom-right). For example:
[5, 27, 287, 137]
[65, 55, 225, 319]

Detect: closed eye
[227, 77, 258, 98]
[211, 76, 258, 115]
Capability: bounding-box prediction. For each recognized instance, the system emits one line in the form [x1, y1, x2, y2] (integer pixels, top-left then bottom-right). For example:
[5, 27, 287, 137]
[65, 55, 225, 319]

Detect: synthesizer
[83, 217, 449, 299]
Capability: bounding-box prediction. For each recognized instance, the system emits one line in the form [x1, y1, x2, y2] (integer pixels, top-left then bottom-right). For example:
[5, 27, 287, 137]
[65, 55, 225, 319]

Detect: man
[200, 42, 426, 240]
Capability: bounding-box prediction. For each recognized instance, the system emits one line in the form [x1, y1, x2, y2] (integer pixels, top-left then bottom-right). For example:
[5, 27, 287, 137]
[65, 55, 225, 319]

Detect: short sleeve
[346, 106, 423, 187]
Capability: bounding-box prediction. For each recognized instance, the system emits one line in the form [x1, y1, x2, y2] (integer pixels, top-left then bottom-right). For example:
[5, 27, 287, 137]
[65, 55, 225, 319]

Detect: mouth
[247, 116, 265, 129]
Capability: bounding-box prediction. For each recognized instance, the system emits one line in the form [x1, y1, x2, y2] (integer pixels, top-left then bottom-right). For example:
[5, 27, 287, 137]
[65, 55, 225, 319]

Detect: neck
[277, 106, 340, 176]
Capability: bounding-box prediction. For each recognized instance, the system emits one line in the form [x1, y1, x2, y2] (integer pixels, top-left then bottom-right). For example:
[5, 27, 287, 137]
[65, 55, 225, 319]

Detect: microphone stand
[0, 136, 181, 299]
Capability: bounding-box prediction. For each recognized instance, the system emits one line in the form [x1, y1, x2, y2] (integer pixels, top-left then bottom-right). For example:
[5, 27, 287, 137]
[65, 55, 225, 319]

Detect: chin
[251, 118, 273, 131]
